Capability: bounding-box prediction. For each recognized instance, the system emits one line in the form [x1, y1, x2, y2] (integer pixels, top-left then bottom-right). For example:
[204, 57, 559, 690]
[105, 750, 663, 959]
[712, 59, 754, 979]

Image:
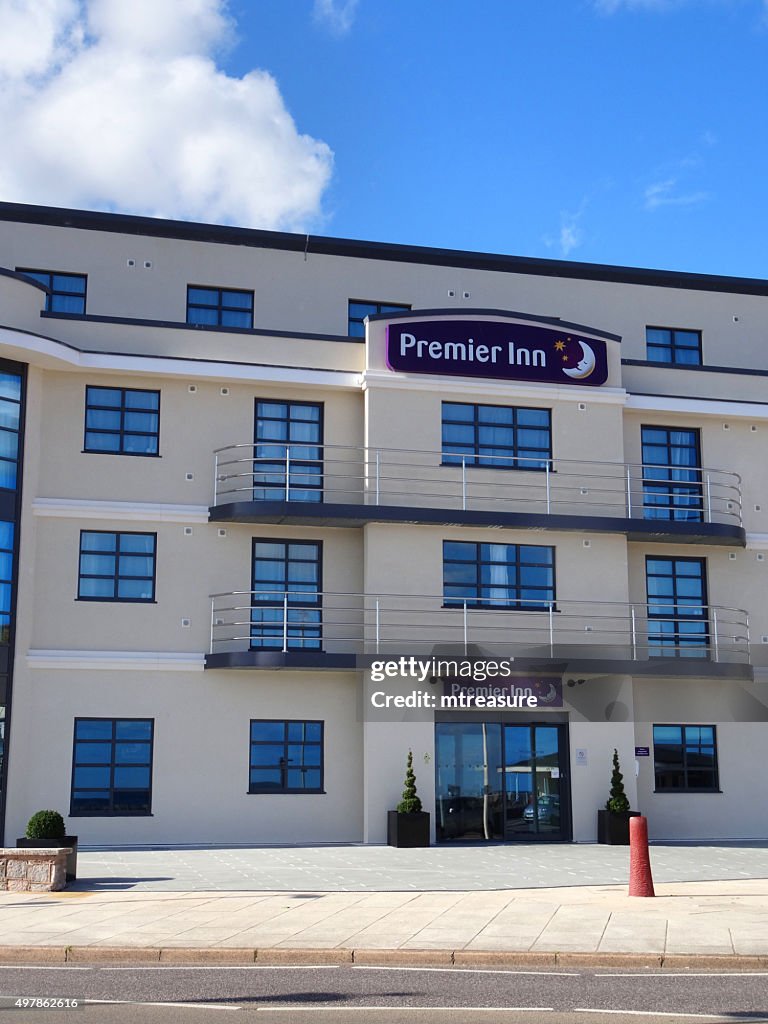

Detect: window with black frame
[71, 718, 153, 815]
[249, 720, 323, 793]
[84, 386, 160, 456]
[347, 300, 410, 337]
[17, 269, 87, 314]
[646, 557, 708, 657]
[443, 541, 555, 610]
[251, 540, 321, 650]
[641, 426, 702, 522]
[653, 724, 718, 791]
[78, 531, 157, 602]
[0, 370, 22, 490]
[442, 403, 551, 470]
[254, 400, 323, 502]
[646, 326, 702, 366]
[186, 286, 253, 328]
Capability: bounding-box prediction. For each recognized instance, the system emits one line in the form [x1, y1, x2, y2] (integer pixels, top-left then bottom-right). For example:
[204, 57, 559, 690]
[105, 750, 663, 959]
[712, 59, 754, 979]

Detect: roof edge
[1, 201, 767, 297]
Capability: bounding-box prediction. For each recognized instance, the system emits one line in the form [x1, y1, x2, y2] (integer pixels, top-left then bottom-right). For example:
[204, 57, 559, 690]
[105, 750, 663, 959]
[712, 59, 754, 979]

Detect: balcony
[206, 591, 751, 678]
[210, 444, 744, 545]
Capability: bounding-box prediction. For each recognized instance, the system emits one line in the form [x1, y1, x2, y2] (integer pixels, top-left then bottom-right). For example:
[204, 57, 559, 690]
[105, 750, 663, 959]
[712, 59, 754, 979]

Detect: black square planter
[596, 810, 640, 845]
[387, 810, 430, 848]
[17, 836, 79, 881]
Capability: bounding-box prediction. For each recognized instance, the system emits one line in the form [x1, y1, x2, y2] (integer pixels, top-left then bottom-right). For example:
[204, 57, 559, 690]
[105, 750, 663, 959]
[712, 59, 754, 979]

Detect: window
[254, 400, 323, 502]
[653, 725, 718, 791]
[641, 426, 702, 522]
[442, 403, 551, 470]
[348, 300, 410, 337]
[84, 386, 160, 456]
[78, 531, 157, 602]
[0, 521, 13, 645]
[71, 718, 153, 815]
[187, 286, 253, 328]
[17, 269, 86, 314]
[646, 557, 708, 657]
[249, 720, 323, 793]
[251, 540, 321, 649]
[646, 327, 702, 366]
[0, 370, 22, 490]
[443, 541, 555, 610]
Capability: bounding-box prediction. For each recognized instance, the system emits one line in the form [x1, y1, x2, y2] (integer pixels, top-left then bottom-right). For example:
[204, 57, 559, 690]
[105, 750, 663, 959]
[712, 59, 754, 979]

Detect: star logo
[554, 340, 565, 351]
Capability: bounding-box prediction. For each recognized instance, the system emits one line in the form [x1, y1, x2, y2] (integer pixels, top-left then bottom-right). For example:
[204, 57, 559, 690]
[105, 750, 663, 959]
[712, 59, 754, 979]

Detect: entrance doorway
[435, 721, 571, 842]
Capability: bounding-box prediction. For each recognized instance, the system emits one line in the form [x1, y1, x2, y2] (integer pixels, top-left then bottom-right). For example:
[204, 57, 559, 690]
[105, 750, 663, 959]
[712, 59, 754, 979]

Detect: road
[0, 963, 767, 1023]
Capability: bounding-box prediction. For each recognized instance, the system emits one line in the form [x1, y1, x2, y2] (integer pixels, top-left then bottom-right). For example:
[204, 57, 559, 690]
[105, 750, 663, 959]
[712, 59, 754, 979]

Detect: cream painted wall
[27, 519, 363, 653]
[5, 668, 362, 845]
[633, 680, 768, 840]
[4, 219, 768, 378]
[33, 371, 364, 507]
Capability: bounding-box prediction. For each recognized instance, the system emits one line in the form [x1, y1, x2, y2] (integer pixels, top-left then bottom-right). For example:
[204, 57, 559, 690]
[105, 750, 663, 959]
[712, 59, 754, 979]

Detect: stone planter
[597, 810, 640, 845]
[2, 849, 69, 891]
[387, 810, 430, 848]
[17, 836, 78, 880]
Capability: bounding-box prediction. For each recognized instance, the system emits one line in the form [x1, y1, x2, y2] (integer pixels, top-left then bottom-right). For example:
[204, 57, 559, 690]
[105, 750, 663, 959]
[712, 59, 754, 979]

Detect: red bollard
[628, 815, 655, 897]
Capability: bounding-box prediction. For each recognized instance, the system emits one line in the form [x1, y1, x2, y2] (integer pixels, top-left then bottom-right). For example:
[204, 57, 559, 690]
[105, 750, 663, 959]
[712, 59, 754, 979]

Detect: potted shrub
[17, 810, 78, 881]
[387, 750, 430, 848]
[597, 749, 639, 845]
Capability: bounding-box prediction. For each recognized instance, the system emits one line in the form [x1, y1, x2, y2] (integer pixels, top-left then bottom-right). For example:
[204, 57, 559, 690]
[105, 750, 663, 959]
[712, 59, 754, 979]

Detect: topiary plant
[605, 748, 631, 813]
[25, 810, 66, 840]
[396, 750, 423, 814]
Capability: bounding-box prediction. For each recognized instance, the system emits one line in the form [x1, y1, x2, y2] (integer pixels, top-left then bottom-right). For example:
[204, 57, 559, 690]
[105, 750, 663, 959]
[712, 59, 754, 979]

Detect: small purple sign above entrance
[386, 320, 609, 387]
[443, 677, 563, 708]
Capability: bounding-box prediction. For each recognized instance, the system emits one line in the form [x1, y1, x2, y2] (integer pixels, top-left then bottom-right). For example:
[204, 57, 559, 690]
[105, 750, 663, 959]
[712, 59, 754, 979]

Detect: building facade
[0, 201, 766, 846]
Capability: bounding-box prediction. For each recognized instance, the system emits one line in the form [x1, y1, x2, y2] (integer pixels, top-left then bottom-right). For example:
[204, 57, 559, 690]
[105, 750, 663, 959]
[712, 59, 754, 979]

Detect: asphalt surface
[1, 964, 767, 1022]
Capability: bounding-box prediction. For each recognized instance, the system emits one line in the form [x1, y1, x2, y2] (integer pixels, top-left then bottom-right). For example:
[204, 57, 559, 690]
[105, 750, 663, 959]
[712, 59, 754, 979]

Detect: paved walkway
[2, 844, 768, 961]
[1, 880, 768, 959]
[71, 842, 768, 892]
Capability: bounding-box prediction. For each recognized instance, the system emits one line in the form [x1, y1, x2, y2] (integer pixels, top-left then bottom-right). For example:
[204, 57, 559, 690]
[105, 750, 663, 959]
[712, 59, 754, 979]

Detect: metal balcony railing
[209, 591, 750, 664]
[212, 444, 743, 526]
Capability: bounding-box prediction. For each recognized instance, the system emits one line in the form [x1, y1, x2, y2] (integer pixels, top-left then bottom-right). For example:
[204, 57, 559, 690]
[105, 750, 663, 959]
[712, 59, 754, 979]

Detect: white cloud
[543, 200, 588, 258]
[0, 0, 334, 230]
[313, 0, 359, 35]
[644, 178, 711, 210]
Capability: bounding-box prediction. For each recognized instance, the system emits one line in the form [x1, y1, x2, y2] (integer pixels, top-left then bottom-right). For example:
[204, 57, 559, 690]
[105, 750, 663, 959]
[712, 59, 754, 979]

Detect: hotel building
[0, 201, 765, 846]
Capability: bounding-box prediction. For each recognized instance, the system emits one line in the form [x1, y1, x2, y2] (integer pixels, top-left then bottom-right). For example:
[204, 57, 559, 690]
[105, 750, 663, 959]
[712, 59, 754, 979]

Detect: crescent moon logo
[562, 340, 596, 380]
[539, 682, 557, 704]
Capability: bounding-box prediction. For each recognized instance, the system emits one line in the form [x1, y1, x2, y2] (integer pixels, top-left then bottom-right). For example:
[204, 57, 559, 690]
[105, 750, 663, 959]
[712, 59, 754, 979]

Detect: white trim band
[32, 499, 210, 523]
[626, 393, 768, 419]
[361, 370, 628, 405]
[26, 650, 205, 671]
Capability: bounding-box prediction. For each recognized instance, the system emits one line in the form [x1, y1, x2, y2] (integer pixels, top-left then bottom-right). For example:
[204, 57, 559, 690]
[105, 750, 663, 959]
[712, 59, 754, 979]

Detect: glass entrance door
[503, 725, 566, 839]
[435, 722, 570, 842]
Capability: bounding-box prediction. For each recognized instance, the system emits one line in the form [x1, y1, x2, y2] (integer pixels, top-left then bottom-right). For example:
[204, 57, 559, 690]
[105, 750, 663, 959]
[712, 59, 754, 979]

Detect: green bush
[396, 750, 423, 814]
[25, 810, 66, 840]
[605, 749, 631, 813]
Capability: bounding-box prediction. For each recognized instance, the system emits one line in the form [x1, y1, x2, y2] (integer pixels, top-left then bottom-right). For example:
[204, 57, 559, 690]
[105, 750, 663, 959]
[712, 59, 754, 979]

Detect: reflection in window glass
[71, 718, 153, 815]
[249, 720, 323, 792]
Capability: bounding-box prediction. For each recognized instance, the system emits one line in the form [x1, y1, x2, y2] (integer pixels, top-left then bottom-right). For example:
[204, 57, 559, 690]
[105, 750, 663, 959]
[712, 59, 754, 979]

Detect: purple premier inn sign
[386, 320, 609, 387]
[443, 677, 563, 708]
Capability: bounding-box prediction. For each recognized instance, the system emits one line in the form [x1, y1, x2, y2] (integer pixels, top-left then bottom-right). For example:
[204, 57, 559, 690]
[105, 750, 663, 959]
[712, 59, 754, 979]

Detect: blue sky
[0, 0, 766, 276]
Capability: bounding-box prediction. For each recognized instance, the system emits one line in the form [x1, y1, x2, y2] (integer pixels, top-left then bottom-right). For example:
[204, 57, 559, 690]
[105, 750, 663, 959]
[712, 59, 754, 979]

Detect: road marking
[85, 999, 241, 1011]
[351, 966, 577, 976]
[598, 973, 768, 978]
[574, 1010, 761, 1020]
